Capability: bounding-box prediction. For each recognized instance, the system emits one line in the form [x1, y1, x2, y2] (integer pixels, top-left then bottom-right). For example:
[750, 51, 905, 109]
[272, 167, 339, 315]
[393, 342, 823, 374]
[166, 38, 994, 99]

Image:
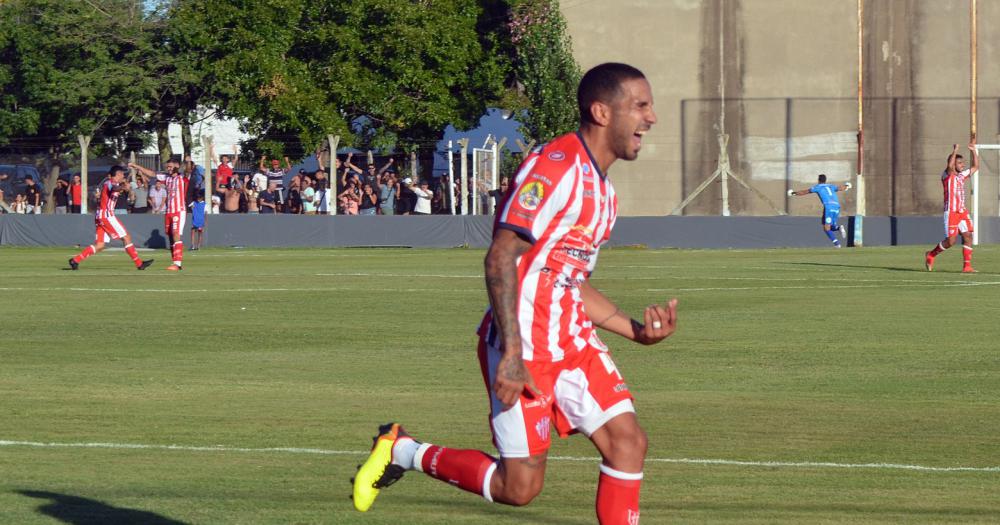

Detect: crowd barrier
[1, 214, 996, 249]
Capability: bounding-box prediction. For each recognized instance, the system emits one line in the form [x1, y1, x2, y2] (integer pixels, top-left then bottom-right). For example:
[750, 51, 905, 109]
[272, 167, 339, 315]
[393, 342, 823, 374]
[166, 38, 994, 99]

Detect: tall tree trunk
[157, 123, 172, 166]
[42, 145, 64, 213]
[181, 120, 193, 160]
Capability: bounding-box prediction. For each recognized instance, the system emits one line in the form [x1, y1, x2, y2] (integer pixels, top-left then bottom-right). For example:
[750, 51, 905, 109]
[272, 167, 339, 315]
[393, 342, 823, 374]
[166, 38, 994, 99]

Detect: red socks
[171, 241, 184, 266]
[415, 445, 498, 501]
[928, 243, 944, 257]
[963, 245, 973, 266]
[596, 465, 643, 525]
[73, 245, 96, 263]
[409, 444, 643, 522]
[125, 243, 142, 267]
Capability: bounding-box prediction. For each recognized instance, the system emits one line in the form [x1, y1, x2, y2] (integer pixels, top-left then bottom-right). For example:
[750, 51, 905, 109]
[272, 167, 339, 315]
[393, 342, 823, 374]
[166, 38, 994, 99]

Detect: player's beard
[611, 121, 642, 162]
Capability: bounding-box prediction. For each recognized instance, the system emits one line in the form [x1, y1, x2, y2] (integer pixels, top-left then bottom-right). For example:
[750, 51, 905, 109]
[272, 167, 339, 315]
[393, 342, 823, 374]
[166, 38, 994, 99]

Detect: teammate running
[132, 160, 188, 271]
[788, 174, 851, 248]
[68, 166, 153, 271]
[352, 63, 679, 524]
[925, 142, 978, 273]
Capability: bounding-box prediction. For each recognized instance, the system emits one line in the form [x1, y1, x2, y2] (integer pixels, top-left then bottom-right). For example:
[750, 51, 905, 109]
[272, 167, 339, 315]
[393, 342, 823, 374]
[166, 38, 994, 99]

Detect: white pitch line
[1, 440, 995, 473]
[648, 281, 1000, 292]
[0, 286, 478, 294]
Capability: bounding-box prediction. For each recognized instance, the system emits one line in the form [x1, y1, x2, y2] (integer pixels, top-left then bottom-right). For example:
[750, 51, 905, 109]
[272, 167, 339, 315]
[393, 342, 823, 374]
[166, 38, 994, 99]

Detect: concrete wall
[561, 0, 1000, 217]
[4, 214, 999, 250]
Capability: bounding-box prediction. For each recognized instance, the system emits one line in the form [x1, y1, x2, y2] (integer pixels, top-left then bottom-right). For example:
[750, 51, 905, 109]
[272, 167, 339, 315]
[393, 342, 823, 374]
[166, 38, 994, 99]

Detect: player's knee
[497, 479, 543, 506]
[608, 425, 648, 463]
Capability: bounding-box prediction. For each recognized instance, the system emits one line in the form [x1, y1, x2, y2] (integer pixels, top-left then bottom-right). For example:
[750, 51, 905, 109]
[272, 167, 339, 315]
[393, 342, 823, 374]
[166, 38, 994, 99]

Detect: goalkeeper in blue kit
[789, 174, 851, 248]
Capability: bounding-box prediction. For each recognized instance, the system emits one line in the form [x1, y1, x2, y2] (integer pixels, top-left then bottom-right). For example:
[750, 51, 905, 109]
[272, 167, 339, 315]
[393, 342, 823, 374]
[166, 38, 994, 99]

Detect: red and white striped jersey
[96, 180, 121, 220]
[481, 132, 618, 363]
[941, 168, 974, 213]
[165, 174, 188, 214]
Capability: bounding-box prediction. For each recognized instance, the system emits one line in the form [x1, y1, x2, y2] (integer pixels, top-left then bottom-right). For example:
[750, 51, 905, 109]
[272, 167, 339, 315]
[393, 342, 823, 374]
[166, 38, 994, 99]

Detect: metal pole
[327, 134, 340, 216]
[458, 139, 469, 215]
[78, 135, 91, 214]
[204, 135, 214, 214]
[854, 0, 866, 246]
[718, 0, 729, 216]
[490, 139, 500, 215]
[971, 0, 978, 142]
[447, 140, 456, 215]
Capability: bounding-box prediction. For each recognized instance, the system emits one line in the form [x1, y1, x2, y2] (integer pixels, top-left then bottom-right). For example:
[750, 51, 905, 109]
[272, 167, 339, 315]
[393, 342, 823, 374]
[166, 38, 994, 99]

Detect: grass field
[1, 245, 998, 524]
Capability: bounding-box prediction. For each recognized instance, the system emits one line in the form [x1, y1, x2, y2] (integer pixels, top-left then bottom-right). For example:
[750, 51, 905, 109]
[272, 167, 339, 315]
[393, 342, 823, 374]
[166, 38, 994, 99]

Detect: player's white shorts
[165, 211, 186, 238]
[944, 210, 973, 237]
[478, 331, 635, 458]
[95, 216, 128, 243]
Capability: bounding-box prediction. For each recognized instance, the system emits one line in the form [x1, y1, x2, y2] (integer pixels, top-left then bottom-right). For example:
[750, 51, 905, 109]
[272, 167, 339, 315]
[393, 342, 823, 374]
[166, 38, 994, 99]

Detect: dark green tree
[506, 0, 580, 142]
[0, 0, 159, 209]
[169, 0, 508, 161]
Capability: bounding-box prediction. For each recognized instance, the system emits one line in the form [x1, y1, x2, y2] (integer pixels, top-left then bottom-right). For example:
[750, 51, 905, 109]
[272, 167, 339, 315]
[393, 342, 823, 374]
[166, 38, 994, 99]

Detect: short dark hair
[818, 174, 827, 183]
[952, 154, 965, 162]
[108, 165, 127, 178]
[577, 63, 646, 125]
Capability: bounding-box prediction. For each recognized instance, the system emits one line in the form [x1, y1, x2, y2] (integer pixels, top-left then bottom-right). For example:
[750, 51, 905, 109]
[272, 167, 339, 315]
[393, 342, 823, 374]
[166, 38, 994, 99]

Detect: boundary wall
[3, 215, 998, 249]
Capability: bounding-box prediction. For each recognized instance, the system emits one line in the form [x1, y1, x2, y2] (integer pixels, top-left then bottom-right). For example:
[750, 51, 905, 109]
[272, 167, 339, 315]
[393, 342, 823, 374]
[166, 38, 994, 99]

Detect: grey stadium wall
[2, 215, 999, 249]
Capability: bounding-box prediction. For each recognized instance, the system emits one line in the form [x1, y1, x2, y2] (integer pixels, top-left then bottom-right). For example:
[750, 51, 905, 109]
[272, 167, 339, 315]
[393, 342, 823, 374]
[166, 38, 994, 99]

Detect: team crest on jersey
[518, 181, 544, 210]
[535, 416, 551, 441]
[582, 163, 590, 174]
[547, 150, 566, 161]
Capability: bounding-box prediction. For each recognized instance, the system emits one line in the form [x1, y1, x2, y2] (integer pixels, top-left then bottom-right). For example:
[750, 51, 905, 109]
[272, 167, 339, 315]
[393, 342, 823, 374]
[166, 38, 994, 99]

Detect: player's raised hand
[635, 299, 678, 345]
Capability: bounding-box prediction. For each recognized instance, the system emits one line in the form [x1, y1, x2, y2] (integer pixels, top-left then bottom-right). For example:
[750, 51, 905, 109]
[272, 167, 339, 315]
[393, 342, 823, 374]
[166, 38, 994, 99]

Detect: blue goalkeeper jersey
[809, 183, 841, 208]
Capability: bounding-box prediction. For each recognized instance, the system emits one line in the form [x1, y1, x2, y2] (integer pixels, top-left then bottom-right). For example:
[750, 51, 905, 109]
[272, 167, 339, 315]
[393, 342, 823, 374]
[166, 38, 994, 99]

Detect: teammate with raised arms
[132, 159, 188, 271]
[925, 142, 979, 273]
[351, 63, 679, 525]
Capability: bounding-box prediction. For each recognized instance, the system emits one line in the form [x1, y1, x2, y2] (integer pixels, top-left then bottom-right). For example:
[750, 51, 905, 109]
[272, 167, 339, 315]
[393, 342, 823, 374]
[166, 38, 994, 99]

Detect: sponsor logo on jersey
[547, 150, 566, 161]
[627, 509, 640, 525]
[530, 173, 552, 185]
[518, 181, 544, 211]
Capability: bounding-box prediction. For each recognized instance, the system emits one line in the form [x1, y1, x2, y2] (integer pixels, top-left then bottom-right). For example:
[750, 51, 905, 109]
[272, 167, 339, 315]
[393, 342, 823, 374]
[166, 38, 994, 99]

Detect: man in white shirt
[411, 179, 432, 215]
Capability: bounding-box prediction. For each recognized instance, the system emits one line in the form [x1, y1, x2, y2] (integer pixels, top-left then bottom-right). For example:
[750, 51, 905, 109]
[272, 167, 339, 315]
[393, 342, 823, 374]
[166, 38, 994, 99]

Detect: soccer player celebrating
[788, 174, 851, 248]
[925, 142, 979, 272]
[352, 63, 679, 524]
[68, 166, 153, 271]
[132, 160, 188, 271]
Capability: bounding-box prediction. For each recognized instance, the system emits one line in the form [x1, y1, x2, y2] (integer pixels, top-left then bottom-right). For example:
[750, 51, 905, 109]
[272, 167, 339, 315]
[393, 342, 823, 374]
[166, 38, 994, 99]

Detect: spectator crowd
[0, 151, 509, 217]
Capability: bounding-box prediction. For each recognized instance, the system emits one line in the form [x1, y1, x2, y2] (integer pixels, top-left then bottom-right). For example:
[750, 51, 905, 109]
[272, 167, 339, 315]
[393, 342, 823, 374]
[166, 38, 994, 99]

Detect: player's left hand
[634, 299, 678, 345]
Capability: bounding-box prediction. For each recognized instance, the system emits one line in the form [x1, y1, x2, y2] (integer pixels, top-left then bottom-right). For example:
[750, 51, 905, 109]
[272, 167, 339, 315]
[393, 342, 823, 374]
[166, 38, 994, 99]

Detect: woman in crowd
[359, 184, 378, 216]
[338, 179, 361, 215]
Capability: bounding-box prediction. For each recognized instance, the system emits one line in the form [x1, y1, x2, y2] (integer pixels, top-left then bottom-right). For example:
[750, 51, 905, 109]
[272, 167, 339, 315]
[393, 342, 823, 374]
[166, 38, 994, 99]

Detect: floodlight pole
[78, 134, 91, 214]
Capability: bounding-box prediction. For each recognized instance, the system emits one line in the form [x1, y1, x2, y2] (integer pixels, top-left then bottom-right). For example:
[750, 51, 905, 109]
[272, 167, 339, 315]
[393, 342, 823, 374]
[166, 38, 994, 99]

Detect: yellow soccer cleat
[352, 423, 408, 512]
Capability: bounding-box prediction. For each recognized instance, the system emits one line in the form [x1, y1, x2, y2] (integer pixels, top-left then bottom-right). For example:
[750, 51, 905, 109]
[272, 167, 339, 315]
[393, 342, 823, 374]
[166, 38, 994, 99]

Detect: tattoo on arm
[484, 233, 529, 357]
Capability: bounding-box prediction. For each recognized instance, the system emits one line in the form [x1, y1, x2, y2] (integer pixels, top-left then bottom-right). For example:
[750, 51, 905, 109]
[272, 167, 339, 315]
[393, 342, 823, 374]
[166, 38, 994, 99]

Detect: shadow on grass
[390, 492, 591, 525]
[17, 490, 188, 525]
